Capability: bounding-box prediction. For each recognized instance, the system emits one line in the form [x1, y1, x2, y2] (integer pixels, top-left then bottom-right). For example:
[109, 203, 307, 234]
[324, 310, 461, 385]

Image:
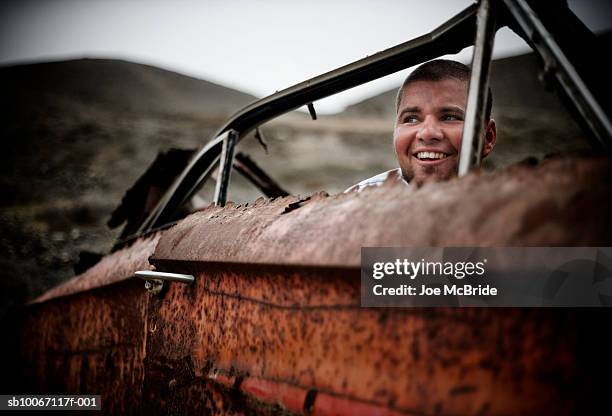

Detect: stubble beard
[400, 160, 459, 187]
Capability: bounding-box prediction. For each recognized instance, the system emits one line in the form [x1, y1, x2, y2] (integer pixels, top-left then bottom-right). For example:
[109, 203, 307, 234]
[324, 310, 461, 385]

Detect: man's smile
[412, 150, 453, 165]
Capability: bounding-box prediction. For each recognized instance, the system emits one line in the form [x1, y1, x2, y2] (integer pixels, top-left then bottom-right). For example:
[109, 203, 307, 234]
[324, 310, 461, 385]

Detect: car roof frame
[124, 0, 611, 244]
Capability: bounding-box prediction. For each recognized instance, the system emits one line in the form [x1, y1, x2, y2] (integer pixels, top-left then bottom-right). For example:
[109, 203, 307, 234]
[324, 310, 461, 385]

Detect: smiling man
[347, 59, 496, 191]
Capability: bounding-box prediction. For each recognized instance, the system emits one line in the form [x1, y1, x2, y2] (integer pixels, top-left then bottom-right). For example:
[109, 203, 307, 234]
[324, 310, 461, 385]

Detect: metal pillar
[458, 0, 498, 176]
[214, 129, 239, 206]
[503, 0, 612, 151]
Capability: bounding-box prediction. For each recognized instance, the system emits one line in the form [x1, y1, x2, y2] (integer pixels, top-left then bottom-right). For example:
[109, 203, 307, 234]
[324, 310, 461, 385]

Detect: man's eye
[403, 115, 419, 123]
[442, 114, 462, 121]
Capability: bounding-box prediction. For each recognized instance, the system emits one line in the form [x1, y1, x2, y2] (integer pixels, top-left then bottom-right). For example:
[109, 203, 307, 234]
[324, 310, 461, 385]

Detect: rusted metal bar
[253, 127, 269, 154]
[307, 102, 317, 120]
[459, 0, 498, 176]
[234, 152, 289, 198]
[110, 149, 288, 250]
[502, 0, 612, 151]
[213, 129, 238, 206]
[108, 148, 195, 242]
[209, 370, 408, 415]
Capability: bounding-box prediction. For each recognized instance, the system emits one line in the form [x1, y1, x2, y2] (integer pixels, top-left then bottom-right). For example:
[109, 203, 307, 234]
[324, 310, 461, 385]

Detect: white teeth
[415, 152, 447, 160]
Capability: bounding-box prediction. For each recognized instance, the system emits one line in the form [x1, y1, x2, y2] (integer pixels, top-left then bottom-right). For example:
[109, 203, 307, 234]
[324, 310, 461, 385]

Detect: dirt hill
[2, 58, 258, 117]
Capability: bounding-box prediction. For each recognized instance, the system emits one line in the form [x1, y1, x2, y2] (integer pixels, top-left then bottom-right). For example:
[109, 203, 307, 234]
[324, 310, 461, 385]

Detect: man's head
[394, 59, 496, 186]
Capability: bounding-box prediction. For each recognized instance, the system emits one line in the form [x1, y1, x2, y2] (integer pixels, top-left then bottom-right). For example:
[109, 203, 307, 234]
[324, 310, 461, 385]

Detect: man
[347, 59, 496, 192]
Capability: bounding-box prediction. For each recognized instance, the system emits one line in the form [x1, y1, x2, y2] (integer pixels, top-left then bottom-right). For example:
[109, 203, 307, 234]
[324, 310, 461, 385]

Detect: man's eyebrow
[398, 107, 421, 117]
[440, 105, 465, 113]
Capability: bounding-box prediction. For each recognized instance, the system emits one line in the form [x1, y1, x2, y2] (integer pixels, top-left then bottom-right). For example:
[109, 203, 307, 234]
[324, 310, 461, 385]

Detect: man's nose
[417, 115, 443, 142]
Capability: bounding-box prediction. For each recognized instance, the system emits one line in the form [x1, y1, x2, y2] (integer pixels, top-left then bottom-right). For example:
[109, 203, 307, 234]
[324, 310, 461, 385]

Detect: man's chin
[412, 174, 442, 188]
[401, 166, 457, 188]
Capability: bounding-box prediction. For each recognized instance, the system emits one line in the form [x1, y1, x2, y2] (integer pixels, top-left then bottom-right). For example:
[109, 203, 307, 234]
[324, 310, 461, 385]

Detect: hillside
[1, 58, 258, 117]
[1, 59, 258, 205]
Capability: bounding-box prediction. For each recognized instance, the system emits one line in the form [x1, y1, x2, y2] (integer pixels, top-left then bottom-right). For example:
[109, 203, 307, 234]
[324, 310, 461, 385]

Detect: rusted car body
[13, 156, 612, 414]
[7, 0, 612, 414]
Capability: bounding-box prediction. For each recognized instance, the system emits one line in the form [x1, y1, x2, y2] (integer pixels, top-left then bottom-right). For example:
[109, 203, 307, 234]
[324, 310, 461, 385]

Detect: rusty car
[6, 0, 612, 414]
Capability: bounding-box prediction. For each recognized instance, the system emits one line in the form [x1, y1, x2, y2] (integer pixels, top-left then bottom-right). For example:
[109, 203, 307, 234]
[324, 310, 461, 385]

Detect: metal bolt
[143, 278, 164, 295]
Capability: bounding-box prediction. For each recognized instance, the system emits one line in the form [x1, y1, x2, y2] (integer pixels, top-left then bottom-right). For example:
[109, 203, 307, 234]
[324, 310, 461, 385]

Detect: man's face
[394, 78, 495, 186]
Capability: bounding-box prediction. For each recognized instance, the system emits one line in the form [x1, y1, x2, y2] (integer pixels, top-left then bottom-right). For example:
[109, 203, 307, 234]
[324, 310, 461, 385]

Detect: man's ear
[481, 118, 496, 158]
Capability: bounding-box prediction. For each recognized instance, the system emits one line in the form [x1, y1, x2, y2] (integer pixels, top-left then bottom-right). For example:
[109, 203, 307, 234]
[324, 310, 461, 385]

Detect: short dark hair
[395, 59, 493, 120]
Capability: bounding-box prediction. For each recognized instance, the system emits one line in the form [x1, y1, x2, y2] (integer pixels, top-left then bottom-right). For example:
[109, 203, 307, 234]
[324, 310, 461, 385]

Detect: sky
[1, 0, 611, 114]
